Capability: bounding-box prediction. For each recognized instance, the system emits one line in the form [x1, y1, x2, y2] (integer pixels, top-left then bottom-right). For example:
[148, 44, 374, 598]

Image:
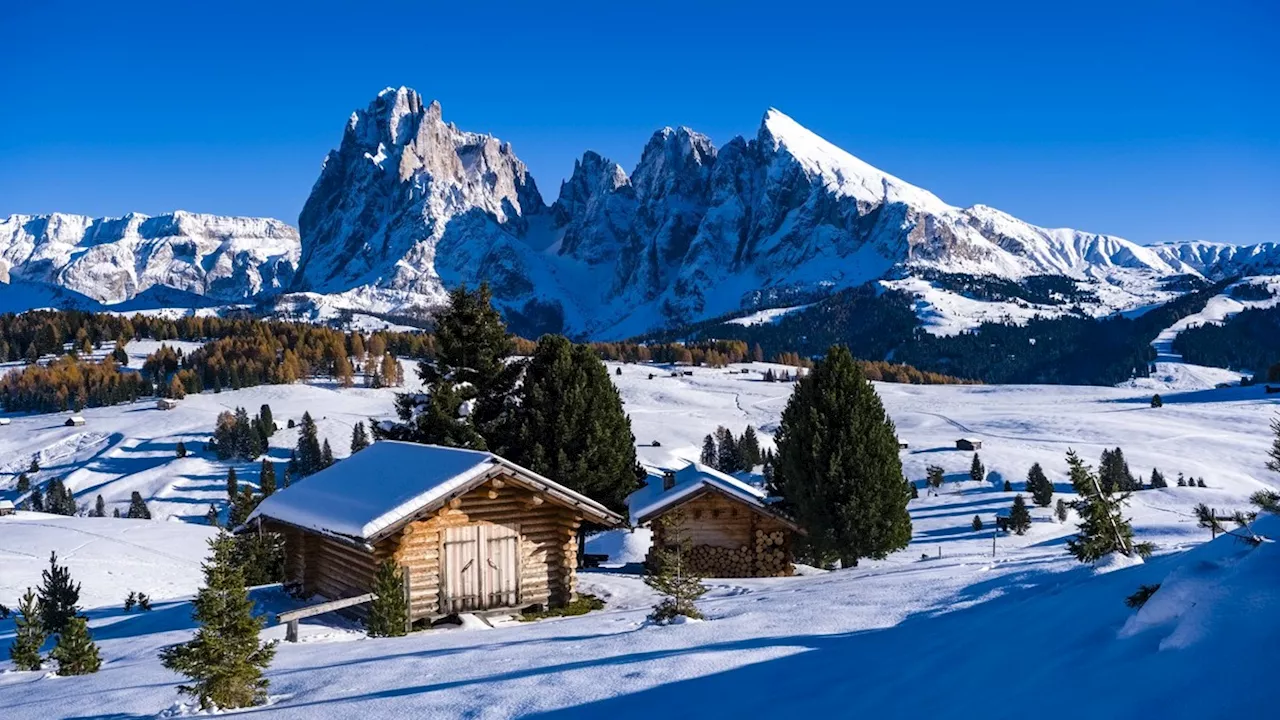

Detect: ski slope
[0, 359, 1278, 718]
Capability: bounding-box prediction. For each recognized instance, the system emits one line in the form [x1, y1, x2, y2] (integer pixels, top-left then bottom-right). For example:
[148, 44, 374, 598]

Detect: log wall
[647, 492, 795, 578]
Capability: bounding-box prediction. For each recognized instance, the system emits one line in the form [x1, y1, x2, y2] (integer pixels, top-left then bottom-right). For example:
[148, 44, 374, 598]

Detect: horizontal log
[278, 593, 377, 623]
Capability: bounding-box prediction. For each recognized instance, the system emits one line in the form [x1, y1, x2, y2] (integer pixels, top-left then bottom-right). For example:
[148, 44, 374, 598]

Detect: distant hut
[246, 441, 623, 622]
[66, 416, 86, 427]
[630, 463, 802, 578]
[0, 499, 14, 516]
[956, 438, 982, 451]
[898, 440, 909, 450]
[156, 398, 180, 411]
[0, 417, 10, 426]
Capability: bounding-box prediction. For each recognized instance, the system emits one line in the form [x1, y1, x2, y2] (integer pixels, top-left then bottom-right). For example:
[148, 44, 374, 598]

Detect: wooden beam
[487, 489, 499, 500]
[277, 592, 377, 625]
[490, 478, 505, 489]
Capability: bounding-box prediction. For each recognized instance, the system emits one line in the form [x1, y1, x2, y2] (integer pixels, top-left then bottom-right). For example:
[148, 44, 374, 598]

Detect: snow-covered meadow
[1, 350, 1278, 718]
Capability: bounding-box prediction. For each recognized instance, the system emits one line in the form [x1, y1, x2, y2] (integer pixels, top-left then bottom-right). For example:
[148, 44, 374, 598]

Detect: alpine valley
[6, 86, 1279, 343]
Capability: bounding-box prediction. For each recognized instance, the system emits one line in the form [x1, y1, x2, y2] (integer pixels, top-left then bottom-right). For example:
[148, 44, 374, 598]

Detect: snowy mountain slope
[0, 211, 299, 305]
[288, 88, 1278, 338]
[2, 364, 1278, 717]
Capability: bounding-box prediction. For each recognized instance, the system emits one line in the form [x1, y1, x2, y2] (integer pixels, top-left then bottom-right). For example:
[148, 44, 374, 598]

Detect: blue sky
[1, 0, 1275, 245]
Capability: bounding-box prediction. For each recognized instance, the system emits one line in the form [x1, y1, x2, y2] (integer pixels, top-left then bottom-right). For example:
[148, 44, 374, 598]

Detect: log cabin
[245, 441, 623, 622]
[630, 463, 801, 578]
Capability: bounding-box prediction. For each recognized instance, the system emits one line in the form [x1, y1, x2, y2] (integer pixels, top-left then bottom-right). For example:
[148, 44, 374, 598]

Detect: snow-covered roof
[629, 462, 798, 530]
[246, 441, 622, 543]
[0, 499, 14, 510]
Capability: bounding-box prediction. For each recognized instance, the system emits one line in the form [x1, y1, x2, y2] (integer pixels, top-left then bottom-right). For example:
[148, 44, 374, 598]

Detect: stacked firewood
[754, 530, 791, 577]
[686, 544, 756, 578]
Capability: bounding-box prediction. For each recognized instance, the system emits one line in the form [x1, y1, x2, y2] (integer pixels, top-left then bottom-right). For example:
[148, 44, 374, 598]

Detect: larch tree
[160, 533, 277, 710]
[772, 346, 912, 567]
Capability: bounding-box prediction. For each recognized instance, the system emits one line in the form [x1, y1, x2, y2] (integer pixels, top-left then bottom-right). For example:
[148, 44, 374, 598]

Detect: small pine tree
[8, 588, 45, 671]
[30, 458, 40, 473]
[49, 615, 101, 675]
[160, 533, 277, 710]
[1176, 473, 1187, 487]
[1149, 468, 1167, 489]
[259, 460, 277, 497]
[738, 426, 762, 468]
[1063, 450, 1146, 562]
[1151, 394, 1163, 408]
[176, 441, 188, 459]
[970, 454, 986, 484]
[29, 484, 44, 513]
[350, 421, 370, 454]
[206, 504, 220, 527]
[226, 467, 238, 500]
[112, 508, 121, 518]
[1008, 494, 1032, 535]
[1027, 462, 1053, 507]
[321, 439, 334, 469]
[1003, 479, 1013, 492]
[259, 404, 275, 438]
[365, 560, 408, 638]
[92, 494, 106, 518]
[972, 515, 983, 532]
[909, 481, 919, 499]
[38, 551, 81, 635]
[126, 491, 151, 520]
[926, 465, 945, 489]
[699, 434, 717, 466]
[16, 472, 30, 494]
[125, 591, 137, 612]
[1196, 478, 1206, 488]
[1055, 498, 1069, 523]
[646, 509, 707, 622]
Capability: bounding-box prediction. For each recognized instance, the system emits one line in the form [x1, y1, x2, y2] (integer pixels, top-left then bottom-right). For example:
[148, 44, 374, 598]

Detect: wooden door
[440, 524, 521, 613]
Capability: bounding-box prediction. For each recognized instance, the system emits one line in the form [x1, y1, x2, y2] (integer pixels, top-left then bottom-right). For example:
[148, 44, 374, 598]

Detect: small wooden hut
[0, 499, 14, 516]
[246, 441, 623, 622]
[156, 398, 180, 410]
[631, 463, 801, 578]
[956, 438, 982, 451]
[65, 416, 86, 427]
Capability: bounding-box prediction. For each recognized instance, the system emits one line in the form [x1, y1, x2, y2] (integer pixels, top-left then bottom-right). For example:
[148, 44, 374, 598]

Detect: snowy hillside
[282, 87, 1280, 338]
[0, 212, 299, 306]
[1, 359, 1278, 717]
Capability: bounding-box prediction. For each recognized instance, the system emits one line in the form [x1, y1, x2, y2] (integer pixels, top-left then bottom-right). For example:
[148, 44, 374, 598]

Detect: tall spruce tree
[321, 439, 334, 469]
[700, 435, 717, 466]
[226, 467, 238, 500]
[8, 588, 45, 671]
[969, 454, 986, 484]
[1008, 494, 1032, 535]
[295, 412, 324, 476]
[1064, 450, 1149, 562]
[381, 284, 520, 450]
[38, 552, 81, 635]
[259, 404, 275, 437]
[92, 494, 106, 518]
[1027, 463, 1053, 507]
[739, 426, 762, 468]
[773, 346, 912, 567]
[714, 426, 740, 473]
[160, 533, 277, 710]
[1099, 447, 1136, 493]
[365, 560, 408, 638]
[49, 615, 101, 675]
[497, 335, 639, 515]
[259, 460, 276, 497]
[1149, 468, 1168, 489]
[350, 421, 370, 454]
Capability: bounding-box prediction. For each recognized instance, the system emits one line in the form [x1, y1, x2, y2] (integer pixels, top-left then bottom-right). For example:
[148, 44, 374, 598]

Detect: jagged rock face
[0, 211, 298, 305]
[292, 88, 1276, 338]
[295, 87, 545, 304]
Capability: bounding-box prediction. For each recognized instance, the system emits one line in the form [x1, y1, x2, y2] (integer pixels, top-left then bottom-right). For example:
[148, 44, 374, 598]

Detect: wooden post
[992, 528, 997, 557]
[402, 564, 412, 634]
[286, 619, 299, 643]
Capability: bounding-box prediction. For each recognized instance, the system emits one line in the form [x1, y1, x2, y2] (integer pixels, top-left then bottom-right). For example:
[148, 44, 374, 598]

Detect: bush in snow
[645, 508, 707, 623]
[1125, 583, 1161, 609]
[160, 533, 277, 710]
[49, 615, 101, 675]
[366, 560, 408, 638]
[8, 588, 45, 671]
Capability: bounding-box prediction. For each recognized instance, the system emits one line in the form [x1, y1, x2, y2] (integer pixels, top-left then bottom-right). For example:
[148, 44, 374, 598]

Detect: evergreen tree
[381, 284, 520, 450]
[773, 346, 912, 567]
[230, 532, 285, 586]
[30, 458, 40, 473]
[365, 560, 408, 638]
[92, 494, 106, 518]
[295, 412, 324, 477]
[969, 454, 986, 484]
[259, 404, 275, 437]
[8, 588, 44, 671]
[1008, 494, 1032, 535]
[926, 465, 945, 489]
[38, 552, 81, 635]
[350, 421, 370, 454]
[738, 426, 763, 468]
[972, 515, 983, 532]
[113, 508, 121, 518]
[1149, 468, 1168, 489]
[1027, 462, 1053, 507]
[127, 491, 151, 520]
[909, 481, 919, 499]
[1054, 497, 1069, 522]
[714, 426, 740, 473]
[1002, 479, 1013, 492]
[700, 435, 717, 466]
[1151, 394, 1163, 408]
[497, 335, 640, 515]
[29, 484, 44, 513]
[1176, 473, 1187, 487]
[1099, 447, 1137, 493]
[16, 472, 29, 494]
[321, 439, 334, 469]
[176, 441, 188, 458]
[160, 533, 277, 710]
[645, 508, 707, 622]
[226, 467, 238, 500]
[1268, 417, 1280, 474]
[1196, 478, 1206, 488]
[49, 615, 101, 675]
[206, 504, 220, 527]
[259, 460, 276, 497]
[1064, 450, 1149, 562]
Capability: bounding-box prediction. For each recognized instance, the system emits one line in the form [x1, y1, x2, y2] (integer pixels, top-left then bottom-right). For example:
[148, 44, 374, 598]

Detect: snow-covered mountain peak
[759, 108, 953, 214]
